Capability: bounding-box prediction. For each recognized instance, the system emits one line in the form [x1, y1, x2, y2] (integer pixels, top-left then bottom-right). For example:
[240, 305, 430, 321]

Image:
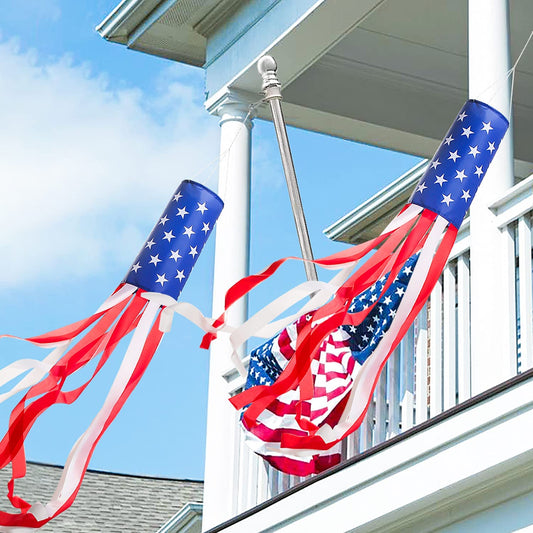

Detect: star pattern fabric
[410, 100, 508, 228]
[246, 254, 418, 391]
[125, 180, 223, 299]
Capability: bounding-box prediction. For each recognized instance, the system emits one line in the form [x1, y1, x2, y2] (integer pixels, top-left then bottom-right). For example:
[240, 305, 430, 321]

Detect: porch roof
[98, 0, 533, 170]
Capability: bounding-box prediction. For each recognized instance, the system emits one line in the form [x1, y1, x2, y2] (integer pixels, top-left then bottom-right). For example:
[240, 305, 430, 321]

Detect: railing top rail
[207, 367, 533, 533]
[491, 173, 533, 228]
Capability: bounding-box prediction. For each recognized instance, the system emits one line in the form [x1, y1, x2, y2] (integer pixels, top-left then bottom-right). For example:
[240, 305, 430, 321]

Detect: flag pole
[257, 55, 318, 283]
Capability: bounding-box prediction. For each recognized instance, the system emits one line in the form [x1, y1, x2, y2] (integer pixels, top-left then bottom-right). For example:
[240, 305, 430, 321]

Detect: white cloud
[0, 40, 220, 288]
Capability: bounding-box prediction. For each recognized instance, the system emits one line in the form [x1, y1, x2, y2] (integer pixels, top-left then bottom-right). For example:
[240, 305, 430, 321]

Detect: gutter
[96, 0, 163, 43]
[324, 159, 428, 244]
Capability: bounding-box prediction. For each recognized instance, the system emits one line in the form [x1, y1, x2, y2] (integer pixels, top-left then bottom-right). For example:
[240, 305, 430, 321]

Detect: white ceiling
[282, 0, 533, 164]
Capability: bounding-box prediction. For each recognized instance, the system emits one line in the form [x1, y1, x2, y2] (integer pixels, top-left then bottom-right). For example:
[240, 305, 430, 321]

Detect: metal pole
[257, 55, 318, 283]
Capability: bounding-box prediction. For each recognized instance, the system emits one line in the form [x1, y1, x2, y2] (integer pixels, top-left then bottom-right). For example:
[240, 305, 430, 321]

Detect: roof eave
[157, 502, 203, 533]
[324, 160, 428, 244]
[96, 0, 161, 43]
[97, 0, 209, 66]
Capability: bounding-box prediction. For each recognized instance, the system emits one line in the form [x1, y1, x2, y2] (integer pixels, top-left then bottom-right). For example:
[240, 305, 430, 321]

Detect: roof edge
[96, 0, 163, 43]
[323, 159, 428, 243]
[26, 460, 203, 483]
[157, 502, 203, 533]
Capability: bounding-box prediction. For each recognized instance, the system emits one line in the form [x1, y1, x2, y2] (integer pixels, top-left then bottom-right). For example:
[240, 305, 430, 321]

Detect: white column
[203, 95, 252, 531]
[468, 0, 515, 394]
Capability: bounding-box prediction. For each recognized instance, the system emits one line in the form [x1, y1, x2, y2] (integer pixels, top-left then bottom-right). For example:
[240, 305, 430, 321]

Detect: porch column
[203, 93, 252, 531]
[468, 0, 515, 394]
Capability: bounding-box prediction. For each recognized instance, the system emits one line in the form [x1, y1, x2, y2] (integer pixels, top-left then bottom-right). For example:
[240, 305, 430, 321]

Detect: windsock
[0, 180, 222, 528]
[202, 100, 509, 475]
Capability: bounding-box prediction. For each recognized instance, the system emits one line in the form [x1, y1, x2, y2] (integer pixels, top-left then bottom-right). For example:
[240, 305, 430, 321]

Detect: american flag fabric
[203, 99, 509, 475]
[243, 254, 418, 475]
[0, 180, 222, 529]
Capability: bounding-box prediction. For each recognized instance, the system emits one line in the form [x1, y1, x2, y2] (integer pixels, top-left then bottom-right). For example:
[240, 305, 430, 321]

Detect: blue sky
[0, 1, 420, 481]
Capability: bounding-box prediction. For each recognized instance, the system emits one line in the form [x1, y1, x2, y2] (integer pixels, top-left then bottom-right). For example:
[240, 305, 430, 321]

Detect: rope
[183, 98, 263, 193]
[477, 28, 533, 116]
[510, 29, 533, 111]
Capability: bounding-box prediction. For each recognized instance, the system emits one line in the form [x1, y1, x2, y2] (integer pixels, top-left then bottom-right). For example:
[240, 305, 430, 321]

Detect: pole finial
[257, 55, 277, 75]
[257, 55, 281, 98]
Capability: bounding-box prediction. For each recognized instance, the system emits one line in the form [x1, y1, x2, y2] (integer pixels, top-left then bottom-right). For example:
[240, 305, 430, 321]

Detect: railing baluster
[246, 442, 258, 510]
[374, 370, 387, 445]
[415, 305, 429, 424]
[443, 263, 457, 409]
[281, 471, 290, 493]
[342, 428, 359, 460]
[430, 277, 443, 417]
[257, 460, 270, 503]
[401, 325, 415, 431]
[351, 427, 361, 457]
[236, 426, 247, 512]
[502, 224, 518, 374]
[457, 254, 472, 402]
[388, 347, 401, 436]
[270, 466, 280, 497]
[518, 215, 533, 371]
[361, 400, 374, 452]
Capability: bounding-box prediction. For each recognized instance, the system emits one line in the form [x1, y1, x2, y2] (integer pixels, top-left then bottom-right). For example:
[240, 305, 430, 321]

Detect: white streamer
[0, 285, 137, 411]
[14, 299, 162, 526]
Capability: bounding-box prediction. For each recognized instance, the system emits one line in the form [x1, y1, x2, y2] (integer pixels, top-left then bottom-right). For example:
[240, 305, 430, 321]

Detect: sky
[0, 0, 420, 483]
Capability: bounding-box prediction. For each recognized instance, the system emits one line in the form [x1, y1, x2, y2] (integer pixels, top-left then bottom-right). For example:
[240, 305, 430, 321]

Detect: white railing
[226, 173, 533, 514]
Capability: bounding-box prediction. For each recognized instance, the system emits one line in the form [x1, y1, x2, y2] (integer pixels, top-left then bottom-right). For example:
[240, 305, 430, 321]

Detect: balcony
[211, 170, 533, 532]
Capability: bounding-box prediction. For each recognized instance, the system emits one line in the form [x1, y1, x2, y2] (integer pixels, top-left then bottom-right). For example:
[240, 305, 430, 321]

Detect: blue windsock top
[410, 99, 509, 228]
[124, 180, 223, 299]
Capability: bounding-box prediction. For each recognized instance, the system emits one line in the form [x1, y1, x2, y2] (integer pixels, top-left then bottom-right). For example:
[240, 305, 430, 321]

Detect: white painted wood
[269, 465, 280, 498]
[351, 428, 361, 458]
[289, 475, 299, 490]
[341, 430, 355, 461]
[430, 278, 443, 417]
[401, 390, 415, 433]
[415, 306, 429, 424]
[343, 427, 361, 460]
[256, 460, 270, 505]
[281, 472, 291, 493]
[502, 224, 518, 375]
[374, 370, 387, 445]
[518, 215, 533, 371]
[443, 264, 457, 410]
[205, 0, 385, 103]
[387, 347, 400, 437]
[468, 0, 515, 395]
[401, 325, 415, 431]
[234, 421, 245, 514]
[456, 254, 472, 402]
[203, 96, 252, 530]
[340, 430, 349, 461]
[493, 174, 533, 229]
[449, 220, 471, 261]
[361, 401, 374, 452]
[245, 439, 257, 511]
[218, 378, 533, 533]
